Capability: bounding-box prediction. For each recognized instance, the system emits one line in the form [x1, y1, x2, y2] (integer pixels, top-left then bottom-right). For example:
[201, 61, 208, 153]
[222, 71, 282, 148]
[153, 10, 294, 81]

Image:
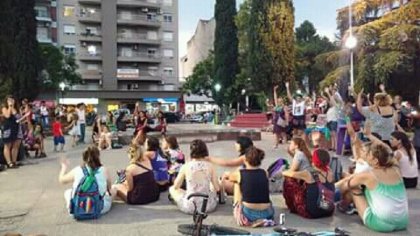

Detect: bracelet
[352, 191, 364, 196]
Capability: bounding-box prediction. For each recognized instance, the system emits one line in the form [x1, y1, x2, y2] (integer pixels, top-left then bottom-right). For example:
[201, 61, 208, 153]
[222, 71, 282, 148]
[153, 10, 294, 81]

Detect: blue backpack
[70, 167, 104, 220]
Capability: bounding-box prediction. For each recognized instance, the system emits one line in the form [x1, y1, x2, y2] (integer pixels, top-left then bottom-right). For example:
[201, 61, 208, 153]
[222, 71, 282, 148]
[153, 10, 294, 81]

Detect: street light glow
[241, 89, 246, 95]
[59, 82, 66, 91]
[345, 35, 357, 49]
[214, 83, 221, 92]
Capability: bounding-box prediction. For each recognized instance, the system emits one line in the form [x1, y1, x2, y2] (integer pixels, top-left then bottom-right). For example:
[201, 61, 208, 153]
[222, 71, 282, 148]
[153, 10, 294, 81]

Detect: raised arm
[356, 88, 366, 117]
[273, 85, 279, 107]
[285, 82, 293, 102]
[207, 156, 245, 168]
[324, 87, 337, 107]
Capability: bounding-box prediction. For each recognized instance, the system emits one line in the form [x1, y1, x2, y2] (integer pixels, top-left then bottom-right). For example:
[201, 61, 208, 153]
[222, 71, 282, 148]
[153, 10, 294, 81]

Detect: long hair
[391, 131, 414, 164]
[128, 143, 144, 164]
[236, 136, 254, 156]
[291, 137, 312, 163]
[82, 145, 102, 169]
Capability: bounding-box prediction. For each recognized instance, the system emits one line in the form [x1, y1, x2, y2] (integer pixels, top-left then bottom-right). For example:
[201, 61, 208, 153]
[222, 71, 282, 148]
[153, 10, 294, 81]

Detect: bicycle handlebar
[187, 193, 209, 200]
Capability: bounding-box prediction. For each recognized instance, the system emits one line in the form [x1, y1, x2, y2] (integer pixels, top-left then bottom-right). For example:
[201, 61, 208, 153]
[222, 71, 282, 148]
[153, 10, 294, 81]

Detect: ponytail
[82, 145, 102, 169]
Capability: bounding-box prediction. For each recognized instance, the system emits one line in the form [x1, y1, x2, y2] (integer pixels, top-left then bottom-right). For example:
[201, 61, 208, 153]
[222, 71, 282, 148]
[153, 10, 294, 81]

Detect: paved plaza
[0, 124, 419, 236]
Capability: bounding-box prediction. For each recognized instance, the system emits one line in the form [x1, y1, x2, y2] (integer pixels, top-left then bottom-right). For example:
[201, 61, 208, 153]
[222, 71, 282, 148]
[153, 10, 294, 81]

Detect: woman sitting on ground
[169, 139, 220, 214]
[287, 137, 312, 171]
[391, 131, 418, 188]
[335, 142, 409, 232]
[207, 136, 254, 195]
[162, 136, 185, 183]
[230, 147, 275, 226]
[112, 143, 160, 204]
[143, 136, 170, 191]
[33, 123, 47, 158]
[58, 145, 113, 216]
[23, 123, 42, 158]
[283, 149, 335, 219]
[154, 111, 167, 135]
[97, 120, 112, 151]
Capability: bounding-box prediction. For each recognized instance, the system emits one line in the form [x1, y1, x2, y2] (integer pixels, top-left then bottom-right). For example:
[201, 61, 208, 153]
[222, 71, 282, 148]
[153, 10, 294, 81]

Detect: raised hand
[285, 82, 289, 88]
[379, 83, 386, 92]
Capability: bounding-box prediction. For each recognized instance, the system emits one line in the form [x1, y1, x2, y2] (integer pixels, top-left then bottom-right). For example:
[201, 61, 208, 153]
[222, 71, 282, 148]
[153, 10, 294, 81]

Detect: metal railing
[117, 33, 159, 40]
[117, 52, 161, 59]
[117, 14, 161, 23]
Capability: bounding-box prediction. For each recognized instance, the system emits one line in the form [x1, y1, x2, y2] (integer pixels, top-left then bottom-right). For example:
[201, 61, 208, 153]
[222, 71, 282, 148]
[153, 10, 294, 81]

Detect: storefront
[184, 94, 218, 114]
[144, 98, 178, 114]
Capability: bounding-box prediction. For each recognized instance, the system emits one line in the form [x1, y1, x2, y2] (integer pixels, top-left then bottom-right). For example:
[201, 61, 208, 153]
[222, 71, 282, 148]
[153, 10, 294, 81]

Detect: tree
[0, 0, 15, 100]
[213, 0, 239, 110]
[11, 0, 42, 100]
[295, 21, 336, 92]
[247, 0, 272, 98]
[182, 53, 214, 97]
[261, 0, 296, 90]
[39, 44, 82, 90]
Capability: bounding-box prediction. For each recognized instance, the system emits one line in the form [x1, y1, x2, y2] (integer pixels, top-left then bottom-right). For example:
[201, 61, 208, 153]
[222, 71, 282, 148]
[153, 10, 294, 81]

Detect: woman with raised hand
[1, 95, 22, 168]
[390, 131, 418, 188]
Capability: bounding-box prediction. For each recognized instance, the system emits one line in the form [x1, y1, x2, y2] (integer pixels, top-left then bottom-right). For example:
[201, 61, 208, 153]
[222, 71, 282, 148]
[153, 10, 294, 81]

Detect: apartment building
[55, 0, 180, 111]
[35, 0, 58, 44]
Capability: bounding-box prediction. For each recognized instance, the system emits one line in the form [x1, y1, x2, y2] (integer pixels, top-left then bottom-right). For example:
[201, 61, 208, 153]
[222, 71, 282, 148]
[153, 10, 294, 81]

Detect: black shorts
[292, 115, 306, 130]
[403, 177, 417, 189]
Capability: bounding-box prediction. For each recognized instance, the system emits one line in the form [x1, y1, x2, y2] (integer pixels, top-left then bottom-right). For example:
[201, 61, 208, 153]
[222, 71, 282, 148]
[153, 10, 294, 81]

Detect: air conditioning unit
[141, 8, 149, 13]
[158, 9, 163, 15]
[133, 83, 139, 89]
[45, 22, 51, 27]
[133, 45, 138, 50]
[82, 42, 87, 47]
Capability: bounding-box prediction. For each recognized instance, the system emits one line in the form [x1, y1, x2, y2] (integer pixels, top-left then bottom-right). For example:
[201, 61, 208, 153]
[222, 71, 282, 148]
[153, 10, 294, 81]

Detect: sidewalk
[0, 129, 419, 236]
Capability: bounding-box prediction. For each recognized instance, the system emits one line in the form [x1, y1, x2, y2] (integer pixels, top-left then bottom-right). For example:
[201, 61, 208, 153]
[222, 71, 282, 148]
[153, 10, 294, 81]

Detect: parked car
[163, 112, 180, 123]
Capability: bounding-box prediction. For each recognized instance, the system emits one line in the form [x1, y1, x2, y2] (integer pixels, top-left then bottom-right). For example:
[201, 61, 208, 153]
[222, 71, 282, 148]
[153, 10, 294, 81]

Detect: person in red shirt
[52, 116, 65, 152]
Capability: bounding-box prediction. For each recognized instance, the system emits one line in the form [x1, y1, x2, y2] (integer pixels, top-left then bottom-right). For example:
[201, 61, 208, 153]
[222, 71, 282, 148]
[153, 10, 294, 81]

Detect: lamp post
[214, 83, 221, 124]
[345, 0, 357, 89]
[59, 82, 66, 104]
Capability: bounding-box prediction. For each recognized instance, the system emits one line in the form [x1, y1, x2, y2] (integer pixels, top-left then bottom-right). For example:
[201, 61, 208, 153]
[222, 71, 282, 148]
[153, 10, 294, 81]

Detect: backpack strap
[309, 170, 321, 183]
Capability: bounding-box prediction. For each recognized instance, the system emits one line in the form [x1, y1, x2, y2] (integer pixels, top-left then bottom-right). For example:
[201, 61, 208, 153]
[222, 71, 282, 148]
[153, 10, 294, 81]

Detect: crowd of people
[2, 81, 419, 233]
[0, 96, 88, 171]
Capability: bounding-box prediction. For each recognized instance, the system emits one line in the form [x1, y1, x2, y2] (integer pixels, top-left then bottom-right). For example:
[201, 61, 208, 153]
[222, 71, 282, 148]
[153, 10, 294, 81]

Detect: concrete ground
[0, 124, 419, 236]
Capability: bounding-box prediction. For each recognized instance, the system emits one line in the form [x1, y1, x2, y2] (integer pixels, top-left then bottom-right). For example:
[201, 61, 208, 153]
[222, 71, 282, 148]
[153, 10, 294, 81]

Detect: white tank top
[396, 150, 418, 178]
[71, 166, 107, 197]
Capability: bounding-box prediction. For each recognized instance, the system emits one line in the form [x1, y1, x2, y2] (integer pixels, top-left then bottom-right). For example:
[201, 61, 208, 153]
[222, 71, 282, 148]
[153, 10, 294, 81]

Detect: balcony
[78, 52, 102, 61]
[117, 52, 161, 63]
[117, 14, 161, 27]
[36, 14, 52, 22]
[117, 0, 161, 8]
[37, 36, 53, 44]
[117, 33, 161, 45]
[117, 68, 162, 81]
[79, 33, 102, 42]
[78, 0, 101, 4]
[80, 70, 102, 80]
[78, 12, 101, 24]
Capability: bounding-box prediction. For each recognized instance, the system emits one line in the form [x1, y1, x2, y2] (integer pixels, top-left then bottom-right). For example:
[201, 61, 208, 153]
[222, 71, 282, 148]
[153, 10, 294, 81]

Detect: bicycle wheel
[208, 224, 251, 235]
[177, 224, 209, 236]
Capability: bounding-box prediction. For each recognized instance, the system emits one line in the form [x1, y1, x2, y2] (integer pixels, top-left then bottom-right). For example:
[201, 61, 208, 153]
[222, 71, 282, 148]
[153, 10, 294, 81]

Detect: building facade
[35, 0, 58, 45]
[180, 18, 215, 80]
[42, 0, 180, 112]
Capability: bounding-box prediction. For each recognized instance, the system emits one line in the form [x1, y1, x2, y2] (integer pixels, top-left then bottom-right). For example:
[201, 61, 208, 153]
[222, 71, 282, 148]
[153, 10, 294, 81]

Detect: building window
[35, 6, 49, 18]
[87, 45, 97, 55]
[163, 32, 173, 42]
[63, 5, 74, 17]
[147, 31, 158, 40]
[163, 49, 174, 58]
[148, 66, 159, 76]
[163, 14, 172, 23]
[163, 0, 173, 6]
[147, 48, 157, 56]
[147, 13, 157, 21]
[63, 44, 76, 55]
[63, 24, 76, 35]
[86, 64, 99, 70]
[163, 67, 174, 76]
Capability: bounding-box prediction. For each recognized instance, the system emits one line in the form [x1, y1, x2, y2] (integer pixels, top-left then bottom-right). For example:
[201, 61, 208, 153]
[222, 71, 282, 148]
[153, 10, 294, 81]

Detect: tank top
[239, 169, 270, 204]
[396, 150, 418, 178]
[127, 163, 160, 205]
[150, 151, 169, 182]
[305, 169, 335, 218]
[364, 169, 409, 227]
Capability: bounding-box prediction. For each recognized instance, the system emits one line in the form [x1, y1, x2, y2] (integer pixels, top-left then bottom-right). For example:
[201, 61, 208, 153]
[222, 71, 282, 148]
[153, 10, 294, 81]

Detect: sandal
[7, 163, 18, 169]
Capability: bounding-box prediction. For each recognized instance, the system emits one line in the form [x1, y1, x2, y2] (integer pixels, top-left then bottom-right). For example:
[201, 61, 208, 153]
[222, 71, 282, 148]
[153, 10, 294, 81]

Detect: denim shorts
[327, 121, 338, 132]
[242, 204, 274, 222]
[54, 136, 65, 145]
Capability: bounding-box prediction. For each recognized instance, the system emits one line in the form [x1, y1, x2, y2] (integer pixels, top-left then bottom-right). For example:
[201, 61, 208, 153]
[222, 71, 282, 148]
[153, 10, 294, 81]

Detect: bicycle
[274, 226, 350, 236]
[177, 193, 251, 236]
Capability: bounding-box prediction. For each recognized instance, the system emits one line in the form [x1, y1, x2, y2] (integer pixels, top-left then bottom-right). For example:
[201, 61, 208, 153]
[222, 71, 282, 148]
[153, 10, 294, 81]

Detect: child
[162, 136, 185, 184]
[33, 124, 47, 158]
[53, 116, 65, 152]
[65, 113, 79, 147]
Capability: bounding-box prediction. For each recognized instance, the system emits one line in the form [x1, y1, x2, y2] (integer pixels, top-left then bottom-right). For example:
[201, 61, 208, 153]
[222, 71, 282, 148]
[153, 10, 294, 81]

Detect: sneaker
[338, 202, 357, 215]
[39, 153, 47, 158]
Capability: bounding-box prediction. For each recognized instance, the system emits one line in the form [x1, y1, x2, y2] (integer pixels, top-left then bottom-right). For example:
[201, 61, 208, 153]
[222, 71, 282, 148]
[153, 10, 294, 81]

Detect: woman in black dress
[1, 96, 22, 168]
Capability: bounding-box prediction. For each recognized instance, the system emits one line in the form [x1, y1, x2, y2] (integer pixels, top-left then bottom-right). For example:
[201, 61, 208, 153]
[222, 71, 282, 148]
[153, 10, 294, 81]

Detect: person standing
[39, 101, 49, 128]
[1, 96, 22, 168]
[272, 85, 288, 148]
[76, 103, 86, 144]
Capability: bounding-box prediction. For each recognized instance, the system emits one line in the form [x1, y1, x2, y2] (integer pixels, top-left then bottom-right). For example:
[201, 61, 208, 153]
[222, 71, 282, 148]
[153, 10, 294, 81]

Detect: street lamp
[59, 82, 66, 104]
[346, 0, 357, 90]
[214, 83, 221, 92]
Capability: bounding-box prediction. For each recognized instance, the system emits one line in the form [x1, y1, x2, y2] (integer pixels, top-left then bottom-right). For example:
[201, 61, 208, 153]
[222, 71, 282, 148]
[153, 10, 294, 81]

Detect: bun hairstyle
[82, 145, 102, 169]
[369, 143, 395, 168]
[190, 139, 208, 159]
[245, 147, 265, 167]
[128, 143, 144, 164]
[374, 93, 392, 107]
